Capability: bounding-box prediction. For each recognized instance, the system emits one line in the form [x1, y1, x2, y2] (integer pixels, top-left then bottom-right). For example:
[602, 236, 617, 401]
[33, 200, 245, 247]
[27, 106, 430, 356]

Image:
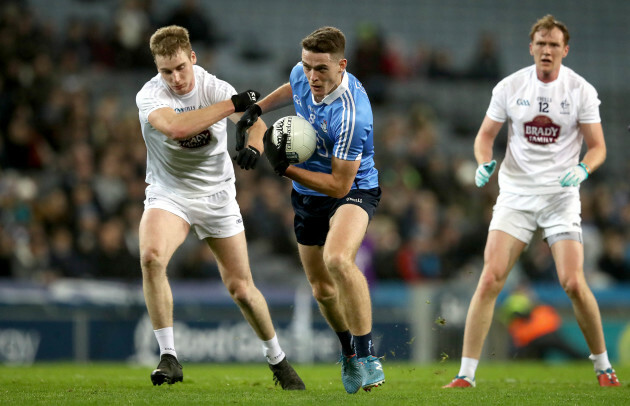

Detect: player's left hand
[231, 90, 260, 113]
[235, 104, 262, 151]
[233, 145, 260, 170]
[559, 163, 589, 187]
[263, 126, 289, 176]
[475, 160, 497, 187]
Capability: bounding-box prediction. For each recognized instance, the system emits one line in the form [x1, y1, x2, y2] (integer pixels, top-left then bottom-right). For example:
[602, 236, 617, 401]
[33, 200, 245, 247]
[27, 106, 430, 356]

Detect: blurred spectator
[427, 49, 457, 80]
[93, 217, 138, 279]
[520, 237, 558, 282]
[85, 20, 117, 69]
[0, 225, 14, 277]
[598, 228, 630, 281]
[49, 226, 91, 278]
[178, 243, 221, 279]
[163, 0, 219, 47]
[3, 103, 53, 170]
[351, 23, 388, 104]
[113, 0, 153, 69]
[351, 22, 407, 104]
[500, 288, 583, 360]
[464, 32, 502, 81]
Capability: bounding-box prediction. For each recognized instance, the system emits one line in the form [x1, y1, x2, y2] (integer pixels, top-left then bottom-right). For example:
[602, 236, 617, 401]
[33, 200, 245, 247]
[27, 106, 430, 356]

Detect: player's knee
[140, 247, 165, 277]
[477, 266, 506, 297]
[322, 250, 352, 276]
[311, 282, 337, 305]
[225, 279, 252, 304]
[559, 275, 583, 299]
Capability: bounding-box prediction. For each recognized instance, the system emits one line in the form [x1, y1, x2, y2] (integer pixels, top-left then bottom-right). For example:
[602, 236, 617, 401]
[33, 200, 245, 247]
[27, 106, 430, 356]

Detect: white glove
[475, 160, 497, 187]
[559, 163, 589, 187]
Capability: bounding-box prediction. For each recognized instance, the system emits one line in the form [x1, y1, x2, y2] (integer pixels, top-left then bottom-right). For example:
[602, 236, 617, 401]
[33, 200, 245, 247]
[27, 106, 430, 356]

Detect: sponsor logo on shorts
[236, 218, 243, 224]
[346, 197, 363, 203]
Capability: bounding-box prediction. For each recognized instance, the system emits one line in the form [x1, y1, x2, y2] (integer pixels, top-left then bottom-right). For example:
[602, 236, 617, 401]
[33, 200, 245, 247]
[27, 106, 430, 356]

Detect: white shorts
[489, 190, 582, 245]
[143, 183, 244, 240]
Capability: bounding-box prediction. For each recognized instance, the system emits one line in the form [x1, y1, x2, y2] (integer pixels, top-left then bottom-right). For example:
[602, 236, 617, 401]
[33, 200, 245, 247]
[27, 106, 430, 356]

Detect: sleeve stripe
[335, 90, 356, 159]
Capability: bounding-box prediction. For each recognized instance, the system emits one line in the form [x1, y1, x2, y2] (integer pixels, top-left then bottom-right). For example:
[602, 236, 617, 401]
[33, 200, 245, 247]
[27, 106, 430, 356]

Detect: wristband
[578, 162, 590, 175]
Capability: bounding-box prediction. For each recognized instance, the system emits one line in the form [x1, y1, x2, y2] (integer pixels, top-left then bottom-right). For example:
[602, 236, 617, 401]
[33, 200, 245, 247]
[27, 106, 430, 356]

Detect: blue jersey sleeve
[329, 93, 372, 162]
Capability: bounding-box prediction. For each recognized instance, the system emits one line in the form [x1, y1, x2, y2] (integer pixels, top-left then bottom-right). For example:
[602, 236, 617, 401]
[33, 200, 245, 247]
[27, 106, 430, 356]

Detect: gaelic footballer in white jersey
[136, 65, 237, 198]
[486, 64, 600, 195]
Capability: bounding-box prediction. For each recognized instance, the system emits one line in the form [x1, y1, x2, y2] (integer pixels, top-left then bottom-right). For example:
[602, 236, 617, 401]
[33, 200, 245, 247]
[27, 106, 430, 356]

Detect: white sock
[458, 357, 479, 379]
[154, 327, 177, 358]
[262, 334, 285, 365]
[589, 351, 612, 372]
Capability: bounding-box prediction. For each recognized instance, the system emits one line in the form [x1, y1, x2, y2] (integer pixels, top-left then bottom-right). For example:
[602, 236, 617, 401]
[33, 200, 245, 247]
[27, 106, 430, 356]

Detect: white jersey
[136, 65, 236, 198]
[486, 64, 600, 195]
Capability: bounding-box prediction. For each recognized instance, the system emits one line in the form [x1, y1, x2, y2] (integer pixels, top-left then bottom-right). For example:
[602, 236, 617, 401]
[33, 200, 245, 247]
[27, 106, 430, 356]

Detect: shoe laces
[598, 368, 618, 382]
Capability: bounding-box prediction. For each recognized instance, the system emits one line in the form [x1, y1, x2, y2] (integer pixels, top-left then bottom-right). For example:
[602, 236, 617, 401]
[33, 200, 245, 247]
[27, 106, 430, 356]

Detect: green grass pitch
[1, 361, 628, 405]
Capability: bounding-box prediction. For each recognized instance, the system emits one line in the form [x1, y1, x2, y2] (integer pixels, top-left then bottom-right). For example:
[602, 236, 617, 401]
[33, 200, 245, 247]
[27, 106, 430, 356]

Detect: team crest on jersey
[560, 99, 570, 115]
[320, 119, 328, 134]
[523, 115, 560, 145]
[179, 129, 212, 148]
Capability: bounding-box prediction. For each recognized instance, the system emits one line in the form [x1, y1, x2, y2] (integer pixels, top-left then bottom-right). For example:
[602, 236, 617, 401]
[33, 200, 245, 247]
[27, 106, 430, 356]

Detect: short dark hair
[150, 25, 192, 60]
[530, 15, 570, 45]
[301, 26, 345, 59]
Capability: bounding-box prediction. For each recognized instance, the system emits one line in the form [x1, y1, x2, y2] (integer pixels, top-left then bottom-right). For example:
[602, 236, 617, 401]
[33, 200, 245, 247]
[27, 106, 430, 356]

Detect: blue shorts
[291, 187, 381, 246]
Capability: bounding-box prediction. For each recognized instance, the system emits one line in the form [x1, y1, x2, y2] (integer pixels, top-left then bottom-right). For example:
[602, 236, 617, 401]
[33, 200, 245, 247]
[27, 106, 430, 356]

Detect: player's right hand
[475, 160, 497, 187]
[231, 90, 260, 113]
[263, 126, 289, 176]
[235, 104, 262, 151]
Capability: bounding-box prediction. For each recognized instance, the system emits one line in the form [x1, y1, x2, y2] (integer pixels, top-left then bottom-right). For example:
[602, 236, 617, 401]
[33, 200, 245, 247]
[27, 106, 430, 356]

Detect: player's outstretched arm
[149, 90, 259, 141]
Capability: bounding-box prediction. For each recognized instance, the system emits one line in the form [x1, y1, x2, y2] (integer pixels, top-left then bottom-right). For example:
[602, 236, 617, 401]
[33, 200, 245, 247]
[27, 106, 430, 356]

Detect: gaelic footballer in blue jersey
[235, 26, 385, 393]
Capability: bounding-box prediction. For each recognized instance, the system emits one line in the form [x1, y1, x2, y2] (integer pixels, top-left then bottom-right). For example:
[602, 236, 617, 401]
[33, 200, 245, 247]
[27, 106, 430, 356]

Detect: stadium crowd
[1, 1, 629, 286]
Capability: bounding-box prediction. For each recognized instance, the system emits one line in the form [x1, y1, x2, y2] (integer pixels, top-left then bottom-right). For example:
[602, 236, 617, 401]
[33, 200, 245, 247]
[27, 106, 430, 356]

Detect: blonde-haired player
[444, 15, 620, 388]
[136, 25, 304, 389]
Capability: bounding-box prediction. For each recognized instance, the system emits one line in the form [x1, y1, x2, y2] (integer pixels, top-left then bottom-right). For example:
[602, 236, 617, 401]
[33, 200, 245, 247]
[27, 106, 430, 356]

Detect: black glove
[263, 126, 289, 176]
[235, 104, 262, 151]
[231, 90, 260, 113]
[233, 145, 260, 170]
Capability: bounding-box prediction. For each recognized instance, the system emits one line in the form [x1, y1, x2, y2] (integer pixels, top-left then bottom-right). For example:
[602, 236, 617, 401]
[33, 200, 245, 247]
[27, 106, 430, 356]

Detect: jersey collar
[314, 71, 349, 106]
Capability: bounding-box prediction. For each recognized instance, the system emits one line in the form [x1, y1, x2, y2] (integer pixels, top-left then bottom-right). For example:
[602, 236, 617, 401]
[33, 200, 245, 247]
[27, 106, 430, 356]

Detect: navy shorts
[291, 187, 381, 246]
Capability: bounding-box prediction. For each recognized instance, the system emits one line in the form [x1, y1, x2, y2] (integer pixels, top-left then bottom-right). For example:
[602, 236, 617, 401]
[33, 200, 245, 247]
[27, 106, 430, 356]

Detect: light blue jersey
[289, 62, 379, 196]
